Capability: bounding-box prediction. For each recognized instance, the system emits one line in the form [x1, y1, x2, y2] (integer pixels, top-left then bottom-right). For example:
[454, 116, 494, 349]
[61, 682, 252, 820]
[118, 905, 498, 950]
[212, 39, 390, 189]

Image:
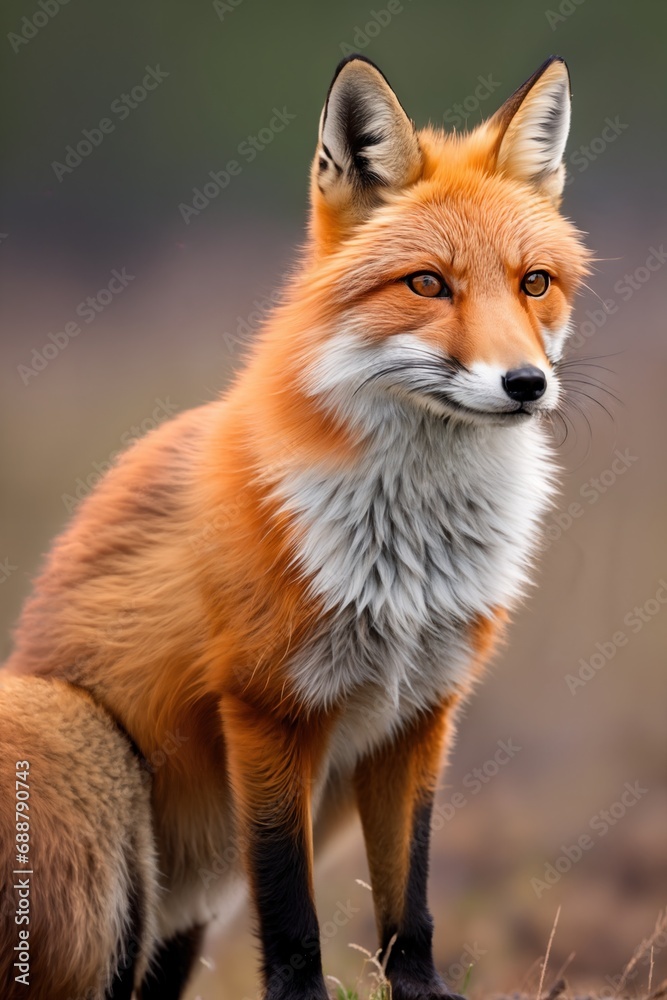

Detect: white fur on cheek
[302, 328, 449, 431]
[543, 321, 571, 363]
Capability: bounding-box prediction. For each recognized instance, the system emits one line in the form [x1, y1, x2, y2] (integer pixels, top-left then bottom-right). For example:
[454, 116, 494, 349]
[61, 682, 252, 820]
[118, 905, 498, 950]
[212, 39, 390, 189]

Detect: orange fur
[355, 697, 457, 935]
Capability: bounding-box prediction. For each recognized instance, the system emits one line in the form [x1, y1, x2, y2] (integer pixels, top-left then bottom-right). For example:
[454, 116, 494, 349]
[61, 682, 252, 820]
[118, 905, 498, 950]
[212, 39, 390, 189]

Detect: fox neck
[274, 404, 556, 631]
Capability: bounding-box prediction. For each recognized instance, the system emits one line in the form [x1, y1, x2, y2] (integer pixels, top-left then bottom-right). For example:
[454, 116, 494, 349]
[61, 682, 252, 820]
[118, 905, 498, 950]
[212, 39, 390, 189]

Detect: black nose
[502, 366, 547, 402]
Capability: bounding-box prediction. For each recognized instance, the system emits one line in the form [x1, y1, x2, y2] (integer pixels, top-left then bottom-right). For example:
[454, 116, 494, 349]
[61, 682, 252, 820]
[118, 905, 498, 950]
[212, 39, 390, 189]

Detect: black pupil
[418, 275, 439, 292]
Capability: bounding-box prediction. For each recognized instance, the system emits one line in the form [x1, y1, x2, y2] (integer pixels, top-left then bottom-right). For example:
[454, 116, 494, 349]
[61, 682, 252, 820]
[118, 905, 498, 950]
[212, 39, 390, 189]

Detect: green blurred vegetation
[1, 0, 665, 249]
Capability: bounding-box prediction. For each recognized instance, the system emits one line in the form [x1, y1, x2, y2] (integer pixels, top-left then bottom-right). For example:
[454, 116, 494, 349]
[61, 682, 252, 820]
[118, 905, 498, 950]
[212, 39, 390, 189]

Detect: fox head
[278, 54, 591, 436]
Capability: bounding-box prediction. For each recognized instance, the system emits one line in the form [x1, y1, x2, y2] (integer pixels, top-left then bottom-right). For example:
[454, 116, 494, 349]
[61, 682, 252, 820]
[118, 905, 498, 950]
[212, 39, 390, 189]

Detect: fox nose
[502, 366, 547, 403]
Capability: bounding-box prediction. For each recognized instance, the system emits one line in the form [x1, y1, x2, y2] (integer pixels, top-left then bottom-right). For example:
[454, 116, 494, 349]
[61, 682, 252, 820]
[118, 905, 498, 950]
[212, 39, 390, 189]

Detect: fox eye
[406, 272, 450, 298]
[522, 270, 550, 297]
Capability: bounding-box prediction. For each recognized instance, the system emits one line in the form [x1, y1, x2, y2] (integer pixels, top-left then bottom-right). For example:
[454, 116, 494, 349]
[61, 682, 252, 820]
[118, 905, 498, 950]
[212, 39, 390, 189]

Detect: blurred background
[1, 1, 666, 997]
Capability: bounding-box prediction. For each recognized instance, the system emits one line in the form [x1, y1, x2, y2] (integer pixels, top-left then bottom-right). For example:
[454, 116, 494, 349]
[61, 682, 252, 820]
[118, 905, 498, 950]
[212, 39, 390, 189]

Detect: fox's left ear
[311, 55, 423, 249]
[491, 56, 571, 205]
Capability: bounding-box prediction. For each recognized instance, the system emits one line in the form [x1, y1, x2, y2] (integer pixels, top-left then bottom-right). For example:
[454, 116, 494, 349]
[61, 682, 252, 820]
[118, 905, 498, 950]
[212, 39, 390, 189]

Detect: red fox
[1, 54, 590, 999]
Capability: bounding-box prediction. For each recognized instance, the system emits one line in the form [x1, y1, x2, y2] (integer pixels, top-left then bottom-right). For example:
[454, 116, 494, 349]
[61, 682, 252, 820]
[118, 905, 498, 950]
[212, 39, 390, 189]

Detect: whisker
[578, 281, 608, 308]
[556, 360, 618, 376]
[560, 377, 623, 406]
[562, 397, 594, 460]
[352, 358, 466, 396]
[546, 409, 569, 448]
[564, 350, 626, 363]
[561, 372, 618, 390]
[553, 404, 578, 451]
[566, 387, 617, 423]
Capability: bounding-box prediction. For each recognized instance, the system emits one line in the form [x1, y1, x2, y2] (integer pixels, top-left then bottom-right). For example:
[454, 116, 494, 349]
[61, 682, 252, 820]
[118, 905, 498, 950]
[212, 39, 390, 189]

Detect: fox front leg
[137, 926, 205, 999]
[355, 698, 465, 1000]
[220, 694, 331, 1000]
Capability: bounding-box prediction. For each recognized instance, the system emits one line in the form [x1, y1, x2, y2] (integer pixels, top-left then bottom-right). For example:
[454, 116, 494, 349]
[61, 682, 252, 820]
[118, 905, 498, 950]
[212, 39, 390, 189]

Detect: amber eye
[406, 272, 450, 298]
[521, 270, 550, 297]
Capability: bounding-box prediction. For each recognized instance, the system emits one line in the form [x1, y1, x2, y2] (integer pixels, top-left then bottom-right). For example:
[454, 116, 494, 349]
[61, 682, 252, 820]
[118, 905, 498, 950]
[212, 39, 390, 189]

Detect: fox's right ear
[490, 56, 571, 205]
[310, 55, 423, 251]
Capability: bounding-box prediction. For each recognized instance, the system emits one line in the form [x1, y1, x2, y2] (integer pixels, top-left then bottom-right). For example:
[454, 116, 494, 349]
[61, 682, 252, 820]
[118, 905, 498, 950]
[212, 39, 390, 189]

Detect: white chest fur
[275, 406, 555, 766]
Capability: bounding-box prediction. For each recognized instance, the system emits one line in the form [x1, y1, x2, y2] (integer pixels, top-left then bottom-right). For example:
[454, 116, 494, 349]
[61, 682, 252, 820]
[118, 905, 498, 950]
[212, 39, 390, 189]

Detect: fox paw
[389, 975, 466, 1000]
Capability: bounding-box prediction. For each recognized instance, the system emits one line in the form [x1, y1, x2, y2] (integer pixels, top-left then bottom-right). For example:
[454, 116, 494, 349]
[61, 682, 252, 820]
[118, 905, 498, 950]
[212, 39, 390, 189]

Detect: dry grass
[331, 912, 667, 1000]
[495, 911, 667, 1000]
[327, 939, 392, 1000]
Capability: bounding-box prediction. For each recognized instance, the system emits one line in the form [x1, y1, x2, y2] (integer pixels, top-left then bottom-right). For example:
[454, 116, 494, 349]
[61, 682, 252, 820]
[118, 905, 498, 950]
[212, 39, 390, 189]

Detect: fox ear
[492, 56, 571, 204]
[311, 55, 422, 248]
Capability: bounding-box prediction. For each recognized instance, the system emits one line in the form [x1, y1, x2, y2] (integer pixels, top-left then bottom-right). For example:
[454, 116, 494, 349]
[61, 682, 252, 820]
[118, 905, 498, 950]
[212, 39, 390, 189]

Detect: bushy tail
[0, 675, 158, 1000]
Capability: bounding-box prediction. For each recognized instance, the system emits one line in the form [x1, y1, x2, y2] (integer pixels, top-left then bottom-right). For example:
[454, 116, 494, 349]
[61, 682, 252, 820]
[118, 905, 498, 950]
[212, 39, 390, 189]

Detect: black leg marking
[383, 797, 465, 1000]
[251, 822, 327, 1000]
[138, 924, 205, 1000]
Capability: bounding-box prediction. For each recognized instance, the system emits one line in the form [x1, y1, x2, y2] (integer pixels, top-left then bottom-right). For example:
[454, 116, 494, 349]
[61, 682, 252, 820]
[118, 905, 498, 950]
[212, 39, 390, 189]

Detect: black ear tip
[330, 53, 389, 88]
[520, 54, 570, 94]
[543, 54, 570, 77]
